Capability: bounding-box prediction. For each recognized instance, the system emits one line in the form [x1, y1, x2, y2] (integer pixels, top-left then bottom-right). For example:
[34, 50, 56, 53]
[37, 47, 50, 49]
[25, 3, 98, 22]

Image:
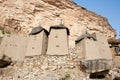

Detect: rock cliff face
[0, 0, 116, 46]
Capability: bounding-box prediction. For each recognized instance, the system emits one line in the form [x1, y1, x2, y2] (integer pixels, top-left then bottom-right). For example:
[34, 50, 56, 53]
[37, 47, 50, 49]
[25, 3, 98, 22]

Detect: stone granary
[75, 32, 113, 73]
[26, 26, 49, 56]
[0, 26, 49, 61]
[108, 39, 120, 68]
[46, 24, 70, 55]
[75, 32, 98, 60]
[108, 38, 120, 56]
[0, 34, 28, 61]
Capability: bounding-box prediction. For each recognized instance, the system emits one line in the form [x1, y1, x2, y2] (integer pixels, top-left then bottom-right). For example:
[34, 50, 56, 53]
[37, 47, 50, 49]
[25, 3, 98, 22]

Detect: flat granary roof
[29, 26, 49, 35]
[108, 38, 120, 44]
[49, 24, 70, 35]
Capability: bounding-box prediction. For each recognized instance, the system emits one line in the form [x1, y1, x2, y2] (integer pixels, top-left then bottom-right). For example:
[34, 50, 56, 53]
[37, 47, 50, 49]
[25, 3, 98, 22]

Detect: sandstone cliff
[0, 0, 116, 46]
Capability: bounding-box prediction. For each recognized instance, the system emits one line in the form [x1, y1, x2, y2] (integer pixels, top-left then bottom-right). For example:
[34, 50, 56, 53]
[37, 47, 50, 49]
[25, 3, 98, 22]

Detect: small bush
[64, 72, 70, 79]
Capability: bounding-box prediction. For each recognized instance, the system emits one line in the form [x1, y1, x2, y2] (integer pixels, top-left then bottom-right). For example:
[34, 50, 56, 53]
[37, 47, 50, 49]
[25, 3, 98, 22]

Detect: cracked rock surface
[0, 0, 116, 46]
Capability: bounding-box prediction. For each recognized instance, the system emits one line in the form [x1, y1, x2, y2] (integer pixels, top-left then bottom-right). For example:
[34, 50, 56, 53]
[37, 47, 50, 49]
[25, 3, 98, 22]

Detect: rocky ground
[0, 47, 120, 80]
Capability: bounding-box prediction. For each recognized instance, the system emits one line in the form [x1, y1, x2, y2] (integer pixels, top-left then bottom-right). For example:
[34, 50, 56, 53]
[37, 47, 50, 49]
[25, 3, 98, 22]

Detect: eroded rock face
[0, 0, 116, 46]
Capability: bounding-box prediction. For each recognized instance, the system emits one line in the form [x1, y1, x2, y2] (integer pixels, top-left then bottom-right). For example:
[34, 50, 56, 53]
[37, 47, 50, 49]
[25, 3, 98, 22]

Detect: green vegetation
[64, 72, 70, 80]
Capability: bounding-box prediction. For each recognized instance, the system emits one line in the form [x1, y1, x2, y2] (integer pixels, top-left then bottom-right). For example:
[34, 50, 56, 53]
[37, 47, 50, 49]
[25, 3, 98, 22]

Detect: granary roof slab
[75, 33, 96, 44]
[29, 26, 49, 35]
[49, 24, 70, 35]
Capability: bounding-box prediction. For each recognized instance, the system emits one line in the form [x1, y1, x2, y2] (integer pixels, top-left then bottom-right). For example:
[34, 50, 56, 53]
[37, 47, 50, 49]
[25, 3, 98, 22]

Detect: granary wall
[1, 34, 28, 61]
[95, 33, 113, 59]
[41, 31, 48, 55]
[76, 39, 86, 59]
[25, 31, 44, 56]
[47, 29, 68, 55]
[84, 39, 100, 60]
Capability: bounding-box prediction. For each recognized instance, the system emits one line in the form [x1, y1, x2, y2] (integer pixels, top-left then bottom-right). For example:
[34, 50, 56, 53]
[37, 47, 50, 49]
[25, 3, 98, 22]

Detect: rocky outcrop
[0, 0, 116, 46]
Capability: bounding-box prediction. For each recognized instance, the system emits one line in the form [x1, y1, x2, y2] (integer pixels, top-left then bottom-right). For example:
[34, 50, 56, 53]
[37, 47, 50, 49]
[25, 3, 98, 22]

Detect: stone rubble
[0, 48, 84, 80]
[0, 47, 119, 80]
